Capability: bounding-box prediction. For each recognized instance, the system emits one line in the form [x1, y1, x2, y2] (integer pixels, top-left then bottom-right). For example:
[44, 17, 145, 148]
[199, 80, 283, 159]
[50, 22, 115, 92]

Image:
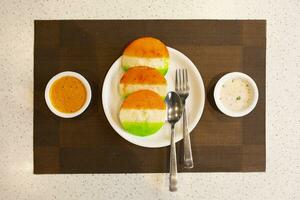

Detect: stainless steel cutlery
[176, 69, 194, 169]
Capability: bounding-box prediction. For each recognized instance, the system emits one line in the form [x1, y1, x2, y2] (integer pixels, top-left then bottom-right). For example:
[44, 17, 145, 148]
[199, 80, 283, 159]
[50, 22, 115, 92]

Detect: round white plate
[102, 47, 205, 148]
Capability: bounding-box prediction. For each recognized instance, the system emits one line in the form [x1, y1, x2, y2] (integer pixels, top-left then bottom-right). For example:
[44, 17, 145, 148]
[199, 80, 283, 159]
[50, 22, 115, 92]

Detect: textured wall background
[0, 0, 299, 199]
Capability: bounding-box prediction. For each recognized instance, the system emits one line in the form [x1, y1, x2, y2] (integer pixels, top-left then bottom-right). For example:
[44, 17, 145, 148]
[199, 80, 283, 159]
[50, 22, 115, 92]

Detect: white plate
[102, 47, 205, 148]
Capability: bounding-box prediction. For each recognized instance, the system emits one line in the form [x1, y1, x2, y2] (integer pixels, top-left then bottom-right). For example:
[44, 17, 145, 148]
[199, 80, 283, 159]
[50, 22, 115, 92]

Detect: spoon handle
[183, 106, 194, 168]
[169, 126, 178, 192]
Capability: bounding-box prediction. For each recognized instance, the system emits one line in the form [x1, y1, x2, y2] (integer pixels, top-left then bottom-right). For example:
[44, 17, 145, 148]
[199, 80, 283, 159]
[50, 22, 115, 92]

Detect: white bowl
[214, 72, 259, 117]
[45, 71, 92, 118]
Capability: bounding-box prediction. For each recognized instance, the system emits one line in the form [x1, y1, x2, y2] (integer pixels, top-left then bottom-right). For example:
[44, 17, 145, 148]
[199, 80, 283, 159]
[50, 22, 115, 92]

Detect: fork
[175, 69, 194, 168]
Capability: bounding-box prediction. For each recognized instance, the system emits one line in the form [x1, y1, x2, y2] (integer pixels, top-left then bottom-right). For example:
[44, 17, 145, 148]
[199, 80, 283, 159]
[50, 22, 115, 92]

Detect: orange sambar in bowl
[50, 76, 87, 113]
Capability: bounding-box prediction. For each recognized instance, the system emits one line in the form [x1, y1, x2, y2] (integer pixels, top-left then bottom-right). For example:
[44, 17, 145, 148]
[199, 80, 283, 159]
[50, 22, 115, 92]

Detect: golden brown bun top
[120, 66, 167, 84]
[121, 90, 166, 109]
[123, 37, 169, 58]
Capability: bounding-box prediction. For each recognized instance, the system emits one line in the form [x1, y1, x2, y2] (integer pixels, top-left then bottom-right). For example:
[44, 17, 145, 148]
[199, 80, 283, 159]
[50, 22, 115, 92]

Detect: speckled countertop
[0, 0, 300, 199]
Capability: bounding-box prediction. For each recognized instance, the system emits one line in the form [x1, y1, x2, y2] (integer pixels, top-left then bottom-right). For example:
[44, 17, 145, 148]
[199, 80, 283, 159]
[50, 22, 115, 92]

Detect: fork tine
[185, 69, 189, 90]
[175, 69, 178, 91]
[182, 69, 184, 91]
[177, 69, 180, 91]
[178, 69, 181, 91]
[181, 69, 183, 91]
[182, 69, 186, 91]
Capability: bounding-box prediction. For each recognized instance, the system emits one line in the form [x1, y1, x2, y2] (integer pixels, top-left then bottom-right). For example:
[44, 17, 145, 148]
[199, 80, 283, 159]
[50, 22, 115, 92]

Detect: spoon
[165, 91, 183, 192]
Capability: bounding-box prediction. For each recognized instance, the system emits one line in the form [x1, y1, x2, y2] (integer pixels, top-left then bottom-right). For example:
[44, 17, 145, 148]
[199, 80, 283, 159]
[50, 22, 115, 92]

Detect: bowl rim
[214, 72, 259, 117]
[44, 71, 92, 118]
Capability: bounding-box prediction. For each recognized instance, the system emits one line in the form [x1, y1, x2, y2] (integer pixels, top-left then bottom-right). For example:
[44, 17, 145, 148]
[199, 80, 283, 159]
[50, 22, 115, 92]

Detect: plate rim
[102, 47, 205, 148]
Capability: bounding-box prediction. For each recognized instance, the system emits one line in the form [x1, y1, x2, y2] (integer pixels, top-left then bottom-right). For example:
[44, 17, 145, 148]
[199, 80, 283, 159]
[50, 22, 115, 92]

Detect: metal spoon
[165, 91, 183, 192]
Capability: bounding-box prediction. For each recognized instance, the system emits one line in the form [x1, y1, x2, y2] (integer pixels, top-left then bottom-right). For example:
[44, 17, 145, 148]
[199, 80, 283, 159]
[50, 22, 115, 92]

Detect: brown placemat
[34, 20, 266, 174]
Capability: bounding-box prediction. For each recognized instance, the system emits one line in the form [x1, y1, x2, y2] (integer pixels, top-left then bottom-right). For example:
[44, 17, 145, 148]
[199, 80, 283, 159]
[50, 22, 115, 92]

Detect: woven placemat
[34, 20, 265, 173]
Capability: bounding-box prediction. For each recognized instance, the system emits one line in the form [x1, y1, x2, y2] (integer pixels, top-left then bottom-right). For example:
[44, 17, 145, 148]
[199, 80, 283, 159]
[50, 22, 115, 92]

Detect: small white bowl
[214, 72, 259, 117]
[45, 71, 92, 118]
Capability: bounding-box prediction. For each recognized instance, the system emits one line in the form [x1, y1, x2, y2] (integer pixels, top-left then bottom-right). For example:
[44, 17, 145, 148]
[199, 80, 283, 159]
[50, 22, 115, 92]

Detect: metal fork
[175, 69, 194, 168]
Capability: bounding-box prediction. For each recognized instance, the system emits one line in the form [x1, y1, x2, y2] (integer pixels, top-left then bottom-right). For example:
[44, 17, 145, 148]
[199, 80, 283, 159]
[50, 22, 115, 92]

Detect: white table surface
[1, 0, 299, 199]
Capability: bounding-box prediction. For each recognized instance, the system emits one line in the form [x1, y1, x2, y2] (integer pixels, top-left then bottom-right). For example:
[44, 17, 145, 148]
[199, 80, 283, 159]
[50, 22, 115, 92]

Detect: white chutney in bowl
[214, 72, 259, 117]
